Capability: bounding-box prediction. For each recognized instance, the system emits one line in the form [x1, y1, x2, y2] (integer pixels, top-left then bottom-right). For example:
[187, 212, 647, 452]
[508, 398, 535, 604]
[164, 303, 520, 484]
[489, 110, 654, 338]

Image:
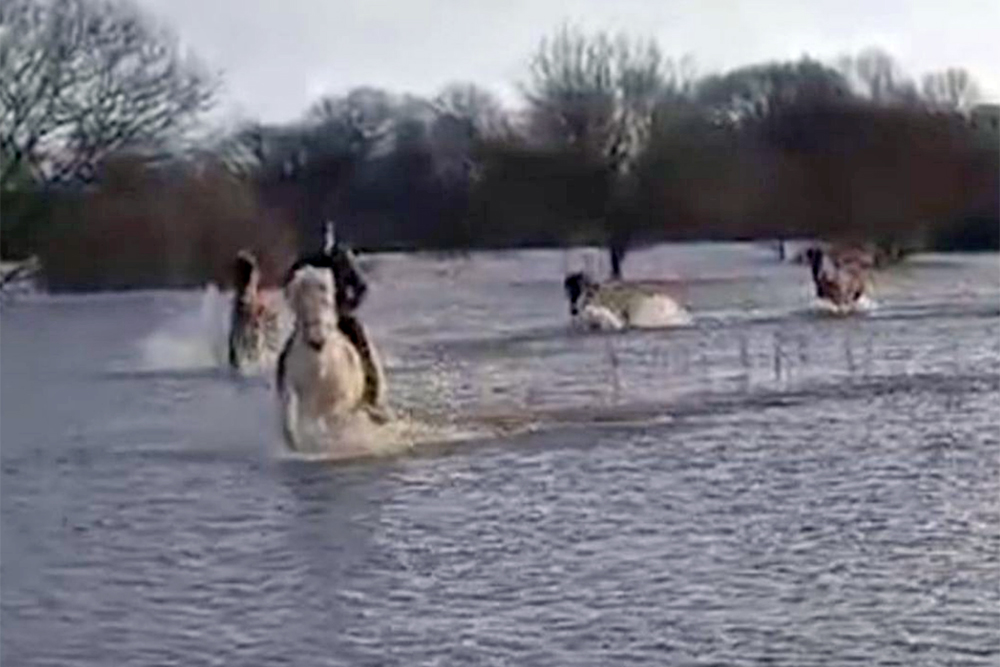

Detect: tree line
[1, 0, 997, 290]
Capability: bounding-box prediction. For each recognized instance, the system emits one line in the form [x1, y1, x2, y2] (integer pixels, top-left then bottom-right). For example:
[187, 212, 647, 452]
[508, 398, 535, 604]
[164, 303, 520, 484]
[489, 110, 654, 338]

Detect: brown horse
[804, 246, 870, 311]
[228, 250, 283, 371]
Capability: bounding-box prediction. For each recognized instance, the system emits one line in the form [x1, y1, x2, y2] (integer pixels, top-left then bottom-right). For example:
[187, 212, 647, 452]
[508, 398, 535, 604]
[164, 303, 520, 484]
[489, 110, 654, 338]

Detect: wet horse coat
[282, 244, 386, 411]
[805, 247, 870, 311]
[228, 251, 282, 371]
[276, 266, 381, 451]
[563, 271, 692, 330]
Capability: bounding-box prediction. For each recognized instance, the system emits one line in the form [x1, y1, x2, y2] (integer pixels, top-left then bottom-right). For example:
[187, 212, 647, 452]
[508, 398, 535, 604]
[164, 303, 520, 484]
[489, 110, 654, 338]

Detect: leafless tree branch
[0, 0, 217, 186]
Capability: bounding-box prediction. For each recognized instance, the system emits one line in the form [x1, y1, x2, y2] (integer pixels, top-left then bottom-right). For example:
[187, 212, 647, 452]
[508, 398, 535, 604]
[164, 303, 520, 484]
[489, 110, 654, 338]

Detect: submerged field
[2, 243, 998, 665]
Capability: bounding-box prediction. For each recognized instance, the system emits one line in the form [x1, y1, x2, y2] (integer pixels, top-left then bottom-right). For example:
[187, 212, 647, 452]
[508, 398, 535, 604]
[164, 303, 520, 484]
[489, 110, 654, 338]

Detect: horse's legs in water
[337, 314, 389, 421]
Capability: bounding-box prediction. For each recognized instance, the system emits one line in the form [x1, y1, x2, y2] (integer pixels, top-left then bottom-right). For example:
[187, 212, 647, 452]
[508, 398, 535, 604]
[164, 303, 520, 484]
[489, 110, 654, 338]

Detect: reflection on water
[2, 244, 998, 665]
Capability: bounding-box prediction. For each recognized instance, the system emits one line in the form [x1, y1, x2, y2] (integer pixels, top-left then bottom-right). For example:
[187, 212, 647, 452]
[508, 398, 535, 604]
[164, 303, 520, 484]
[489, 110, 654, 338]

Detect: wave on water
[127, 285, 492, 462]
[135, 285, 293, 375]
[274, 408, 500, 463]
[808, 293, 879, 316]
[136, 284, 231, 371]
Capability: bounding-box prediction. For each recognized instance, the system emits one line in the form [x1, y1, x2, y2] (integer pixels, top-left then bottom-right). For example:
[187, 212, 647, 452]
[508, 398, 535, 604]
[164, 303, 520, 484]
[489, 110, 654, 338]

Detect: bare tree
[524, 26, 665, 171]
[427, 83, 511, 185]
[697, 58, 849, 127]
[307, 87, 398, 157]
[433, 83, 511, 140]
[921, 68, 981, 113]
[837, 48, 920, 107]
[522, 25, 680, 278]
[0, 0, 216, 186]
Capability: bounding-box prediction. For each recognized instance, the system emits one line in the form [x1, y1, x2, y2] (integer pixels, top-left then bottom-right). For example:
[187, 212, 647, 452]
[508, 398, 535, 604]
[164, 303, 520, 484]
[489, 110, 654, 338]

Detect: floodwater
[2, 243, 998, 665]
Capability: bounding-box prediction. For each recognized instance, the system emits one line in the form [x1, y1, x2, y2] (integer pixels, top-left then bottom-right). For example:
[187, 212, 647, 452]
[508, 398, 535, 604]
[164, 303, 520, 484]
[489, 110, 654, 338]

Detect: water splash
[810, 293, 879, 316]
[135, 285, 229, 371]
[627, 294, 694, 328]
[854, 294, 878, 312]
[277, 408, 493, 462]
[135, 284, 294, 374]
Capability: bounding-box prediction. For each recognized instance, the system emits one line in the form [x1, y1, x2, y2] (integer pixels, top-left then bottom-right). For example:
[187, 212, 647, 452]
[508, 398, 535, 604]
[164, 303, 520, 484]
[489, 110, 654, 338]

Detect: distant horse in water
[563, 271, 692, 331]
[804, 246, 872, 313]
[228, 250, 283, 371]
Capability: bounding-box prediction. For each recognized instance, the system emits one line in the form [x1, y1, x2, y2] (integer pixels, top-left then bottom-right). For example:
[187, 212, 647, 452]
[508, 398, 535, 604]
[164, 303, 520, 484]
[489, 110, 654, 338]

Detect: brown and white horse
[228, 250, 283, 371]
[804, 246, 873, 313]
[563, 271, 693, 331]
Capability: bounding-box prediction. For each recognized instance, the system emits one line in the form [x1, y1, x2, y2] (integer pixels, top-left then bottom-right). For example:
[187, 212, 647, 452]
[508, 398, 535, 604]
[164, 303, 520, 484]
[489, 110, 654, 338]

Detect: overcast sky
[135, 0, 999, 124]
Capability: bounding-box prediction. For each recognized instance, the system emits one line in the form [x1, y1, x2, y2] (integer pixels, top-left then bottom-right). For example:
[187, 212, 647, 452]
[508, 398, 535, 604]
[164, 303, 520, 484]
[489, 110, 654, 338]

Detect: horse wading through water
[563, 271, 693, 331]
[228, 250, 283, 371]
[804, 246, 873, 313]
[277, 265, 390, 451]
[277, 231, 389, 451]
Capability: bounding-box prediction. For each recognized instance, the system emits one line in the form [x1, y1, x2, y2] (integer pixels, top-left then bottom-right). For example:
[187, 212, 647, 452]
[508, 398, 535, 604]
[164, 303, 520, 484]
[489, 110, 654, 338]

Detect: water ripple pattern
[2, 245, 998, 665]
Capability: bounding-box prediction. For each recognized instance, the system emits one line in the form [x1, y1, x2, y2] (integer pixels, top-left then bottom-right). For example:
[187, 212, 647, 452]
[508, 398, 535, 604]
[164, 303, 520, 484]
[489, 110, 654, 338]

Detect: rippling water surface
[2, 244, 998, 665]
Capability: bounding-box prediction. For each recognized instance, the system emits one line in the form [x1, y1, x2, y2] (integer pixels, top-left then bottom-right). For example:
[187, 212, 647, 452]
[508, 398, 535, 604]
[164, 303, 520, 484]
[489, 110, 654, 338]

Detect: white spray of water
[137, 284, 292, 374]
[132, 283, 507, 461]
[136, 285, 231, 371]
[627, 293, 694, 328]
[276, 408, 496, 462]
[810, 292, 879, 316]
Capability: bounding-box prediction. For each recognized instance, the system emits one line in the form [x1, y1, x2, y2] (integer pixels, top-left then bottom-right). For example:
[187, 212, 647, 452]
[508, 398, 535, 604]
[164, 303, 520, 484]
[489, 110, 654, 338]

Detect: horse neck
[237, 270, 261, 304]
